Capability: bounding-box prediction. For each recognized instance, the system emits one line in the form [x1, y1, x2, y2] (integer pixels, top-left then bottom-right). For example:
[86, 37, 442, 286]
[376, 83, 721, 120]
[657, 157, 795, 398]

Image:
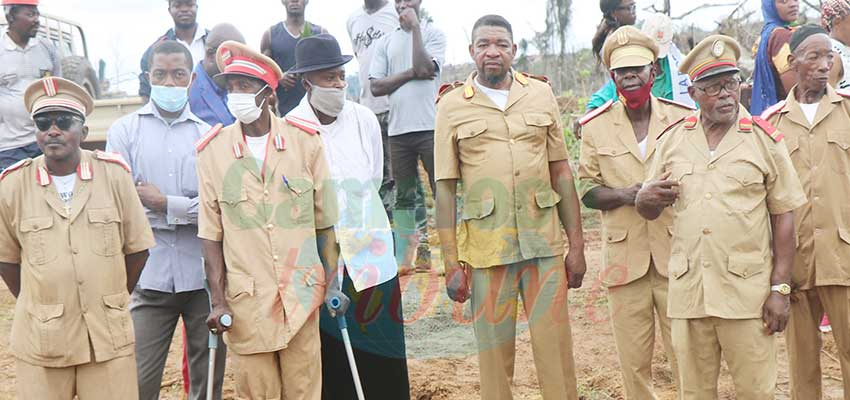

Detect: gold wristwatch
[770, 283, 792, 295]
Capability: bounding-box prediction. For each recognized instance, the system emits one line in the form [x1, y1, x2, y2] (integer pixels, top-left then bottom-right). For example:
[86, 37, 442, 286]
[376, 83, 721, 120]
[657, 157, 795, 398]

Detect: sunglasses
[34, 115, 84, 132]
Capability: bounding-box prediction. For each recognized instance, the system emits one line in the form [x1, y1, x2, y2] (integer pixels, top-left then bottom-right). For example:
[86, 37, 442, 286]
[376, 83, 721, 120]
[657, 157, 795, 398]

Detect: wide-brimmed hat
[288, 34, 353, 74]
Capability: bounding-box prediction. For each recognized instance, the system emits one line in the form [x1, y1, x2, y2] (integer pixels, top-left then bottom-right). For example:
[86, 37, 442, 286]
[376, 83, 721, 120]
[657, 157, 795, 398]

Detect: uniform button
[72, 248, 79, 254]
[515, 170, 520, 176]
[813, 165, 818, 171]
[278, 283, 285, 289]
[264, 190, 270, 197]
[267, 224, 274, 230]
[708, 164, 715, 170]
[703, 228, 712, 235]
[517, 204, 523, 210]
[509, 139, 515, 145]
[273, 255, 279, 261]
[703, 261, 711, 268]
[705, 193, 713, 200]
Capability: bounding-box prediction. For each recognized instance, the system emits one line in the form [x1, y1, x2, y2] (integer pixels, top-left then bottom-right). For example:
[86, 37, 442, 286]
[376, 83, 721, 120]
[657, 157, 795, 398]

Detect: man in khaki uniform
[578, 25, 693, 399]
[762, 25, 850, 400]
[435, 15, 587, 400]
[636, 35, 806, 399]
[197, 41, 345, 399]
[0, 77, 155, 399]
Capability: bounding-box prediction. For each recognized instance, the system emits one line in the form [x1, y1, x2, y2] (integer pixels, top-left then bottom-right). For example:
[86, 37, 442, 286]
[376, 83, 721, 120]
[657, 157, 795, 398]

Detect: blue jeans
[0, 142, 41, 171]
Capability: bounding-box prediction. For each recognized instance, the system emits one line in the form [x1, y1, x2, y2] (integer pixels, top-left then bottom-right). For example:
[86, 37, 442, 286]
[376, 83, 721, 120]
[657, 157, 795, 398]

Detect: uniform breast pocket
[722, 162, 766, 213]
[88, 208, 122, 256]
[457, 120, 488, 163]
[522, 112, 554, 141]
[275, 178, 315, 228]
[598, 147, 634, 184]
[20, 216, 56, 265]
[826, 130, 850, 174]
[669, 162, 694, 210]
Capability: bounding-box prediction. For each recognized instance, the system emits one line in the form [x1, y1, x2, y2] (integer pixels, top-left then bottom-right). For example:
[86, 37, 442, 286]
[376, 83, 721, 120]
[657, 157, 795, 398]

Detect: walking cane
[203, 259, 232, 400]
[330, 296, 366, 400]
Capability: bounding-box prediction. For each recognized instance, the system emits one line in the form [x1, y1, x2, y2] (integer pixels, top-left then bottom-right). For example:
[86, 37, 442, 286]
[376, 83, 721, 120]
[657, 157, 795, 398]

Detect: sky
[34, 0, 768, 94]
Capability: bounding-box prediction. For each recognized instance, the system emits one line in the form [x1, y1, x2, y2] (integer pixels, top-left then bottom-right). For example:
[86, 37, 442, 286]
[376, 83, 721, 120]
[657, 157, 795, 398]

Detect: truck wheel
[61, 56, 101, 99]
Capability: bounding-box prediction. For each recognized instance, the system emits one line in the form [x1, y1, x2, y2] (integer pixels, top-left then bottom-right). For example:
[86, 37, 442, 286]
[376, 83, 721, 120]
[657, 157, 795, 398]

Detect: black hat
[289, 34, 353, 74]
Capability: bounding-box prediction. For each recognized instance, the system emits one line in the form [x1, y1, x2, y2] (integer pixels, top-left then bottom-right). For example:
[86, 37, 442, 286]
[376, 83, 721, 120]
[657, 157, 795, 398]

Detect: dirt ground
[0, 229, 845, 399]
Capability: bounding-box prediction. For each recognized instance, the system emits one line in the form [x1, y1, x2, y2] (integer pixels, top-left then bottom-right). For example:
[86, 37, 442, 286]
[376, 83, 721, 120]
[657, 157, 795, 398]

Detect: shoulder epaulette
[195, 123, 223, 153]
[578, 100, 614, 126]
[760, 100, 786, 120]
[656, 116, 688, 141]
[94, 150, 132, 172]
[436, 81, 463, 104]
[752, 117, 784, 143]
[837, 89, 850, 99]
[285, 115, 319, 135]
[521, 72, 550, 85]
[657, 97, 696, 110]
[0, 158, 31, 181]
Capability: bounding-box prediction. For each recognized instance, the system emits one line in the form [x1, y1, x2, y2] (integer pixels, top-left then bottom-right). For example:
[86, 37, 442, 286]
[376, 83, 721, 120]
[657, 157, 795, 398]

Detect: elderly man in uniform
[435, 15, 587, 400]
[197, 41, 346, 399]
[578, 25, 693, 399]
[0, 0, 62, 170]
[0, 77, 155, 399]
[762, 25, 850, 400]
[637, 35, 806, 399]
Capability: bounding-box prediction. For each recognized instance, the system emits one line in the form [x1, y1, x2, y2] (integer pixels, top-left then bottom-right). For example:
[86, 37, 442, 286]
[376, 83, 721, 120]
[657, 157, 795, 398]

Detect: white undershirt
[637, 136, 648, 158]
[475, 81, 510, 111]
[245, 133, 269, 169]
[52, 174, 76, 204]
[800, 102, 820, 125]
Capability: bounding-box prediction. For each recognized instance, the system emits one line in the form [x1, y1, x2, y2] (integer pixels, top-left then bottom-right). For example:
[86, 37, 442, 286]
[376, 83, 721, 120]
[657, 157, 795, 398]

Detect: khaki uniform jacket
[434, 72, 570, 269]
[579, 97, 693, 287]
[648, 106, 806, 319]
[196, 115, 337, 355]
[0, 151, 155, 368]
[765, 86, 850, 290]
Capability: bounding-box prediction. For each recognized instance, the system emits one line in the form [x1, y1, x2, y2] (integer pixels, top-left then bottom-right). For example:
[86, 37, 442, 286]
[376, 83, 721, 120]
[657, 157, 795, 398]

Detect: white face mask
[227, 85, 268, 124]
[307, 81, 346, 117]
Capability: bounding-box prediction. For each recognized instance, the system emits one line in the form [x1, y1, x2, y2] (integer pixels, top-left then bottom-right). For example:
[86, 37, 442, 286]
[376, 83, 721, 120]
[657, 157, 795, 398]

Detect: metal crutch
[330, 296, 366, 400]
[203, 259, 232, 400]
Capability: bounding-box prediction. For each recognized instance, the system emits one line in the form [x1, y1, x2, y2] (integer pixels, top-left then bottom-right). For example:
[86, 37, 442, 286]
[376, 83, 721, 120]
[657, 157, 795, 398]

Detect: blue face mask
[150, 85, 189, 113]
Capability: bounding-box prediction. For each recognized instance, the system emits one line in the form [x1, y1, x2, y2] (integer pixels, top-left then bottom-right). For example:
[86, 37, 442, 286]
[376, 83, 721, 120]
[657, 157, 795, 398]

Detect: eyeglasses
[694, 78, 741, 97]
[34, 115, 83, 132]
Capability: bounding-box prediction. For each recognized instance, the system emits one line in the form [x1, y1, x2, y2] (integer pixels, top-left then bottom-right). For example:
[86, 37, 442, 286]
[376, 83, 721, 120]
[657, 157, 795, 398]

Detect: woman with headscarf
[822, 0, 850, 89]
[751, 0, 800, 115]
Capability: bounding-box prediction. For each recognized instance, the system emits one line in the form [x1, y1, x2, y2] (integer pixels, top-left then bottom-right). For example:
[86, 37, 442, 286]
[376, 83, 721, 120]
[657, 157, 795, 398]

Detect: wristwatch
[770, 283, 792, 295]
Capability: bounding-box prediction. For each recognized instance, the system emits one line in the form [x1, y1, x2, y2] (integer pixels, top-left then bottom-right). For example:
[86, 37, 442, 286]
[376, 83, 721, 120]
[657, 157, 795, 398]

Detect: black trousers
[320, 274, 410, 400]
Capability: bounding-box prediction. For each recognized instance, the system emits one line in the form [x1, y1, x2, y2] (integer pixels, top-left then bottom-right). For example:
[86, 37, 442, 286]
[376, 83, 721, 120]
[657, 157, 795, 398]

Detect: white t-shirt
[52, 174, 76, 204]
[637, 136, 648, 158]
[347, 2, 399, 114]
[800, 102, 819, 125]
[245, 133, 269, 169]
[176, 25, 206, 71]
[475, 81, 510, 111]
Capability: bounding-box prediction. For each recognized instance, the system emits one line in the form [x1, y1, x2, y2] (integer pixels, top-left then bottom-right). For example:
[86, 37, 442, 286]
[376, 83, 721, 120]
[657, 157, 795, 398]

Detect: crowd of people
[0, 0, 849, 399]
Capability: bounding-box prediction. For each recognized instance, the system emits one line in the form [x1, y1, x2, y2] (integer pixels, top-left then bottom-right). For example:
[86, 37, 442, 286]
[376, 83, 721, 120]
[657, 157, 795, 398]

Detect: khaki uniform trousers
[672, 318, 776, 400]
[607, 261, 678, 399]
[231, 310, 321, 400]
[786, 285, 850, 400]
[16, 354, 138, 400]
[470, 256, 578, 400]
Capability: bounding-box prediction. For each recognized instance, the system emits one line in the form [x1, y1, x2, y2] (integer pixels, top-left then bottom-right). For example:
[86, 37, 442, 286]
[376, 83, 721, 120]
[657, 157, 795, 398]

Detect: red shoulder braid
[759, 100, 786, 120]
[836, 89, 850, 99]
[285, 115, 319, 135]
[0, 158, 31, 181]
[436, 81, 463, 104]
[522, 72, 550, 85]
[94, 150, 132, 172]
[195, 123, 223, 153]
[578, 100, 614, 126]
[656, 115, 688, 141]
[657, 97, 696, 110]
[751, 117, 784, 143]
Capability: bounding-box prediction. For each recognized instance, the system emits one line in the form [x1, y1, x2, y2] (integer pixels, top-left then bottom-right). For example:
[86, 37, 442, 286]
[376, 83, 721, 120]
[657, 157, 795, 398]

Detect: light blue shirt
[106, 103, 210, 293]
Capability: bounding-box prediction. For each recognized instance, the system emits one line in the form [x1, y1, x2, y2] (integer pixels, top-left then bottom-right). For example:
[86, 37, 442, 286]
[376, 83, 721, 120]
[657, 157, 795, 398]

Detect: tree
[532, 0, 572, 92]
